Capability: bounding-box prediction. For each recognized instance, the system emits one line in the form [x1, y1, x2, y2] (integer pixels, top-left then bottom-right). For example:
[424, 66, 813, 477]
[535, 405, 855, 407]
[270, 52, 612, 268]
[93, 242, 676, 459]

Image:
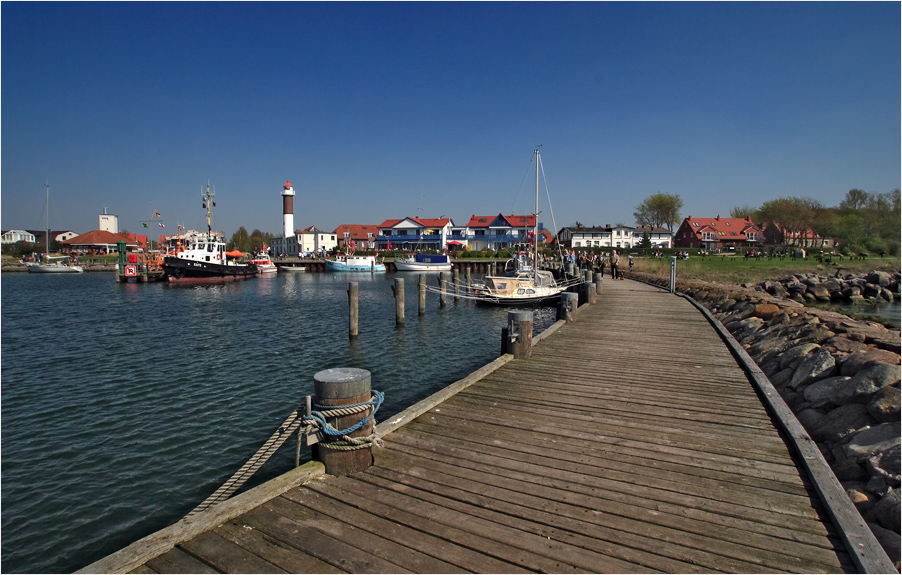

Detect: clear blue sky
[3, 2, 899, 238]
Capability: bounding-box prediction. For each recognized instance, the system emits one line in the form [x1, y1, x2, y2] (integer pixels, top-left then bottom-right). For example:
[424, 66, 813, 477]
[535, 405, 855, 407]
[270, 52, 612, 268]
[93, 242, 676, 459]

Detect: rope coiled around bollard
[187, 390, 383, 517]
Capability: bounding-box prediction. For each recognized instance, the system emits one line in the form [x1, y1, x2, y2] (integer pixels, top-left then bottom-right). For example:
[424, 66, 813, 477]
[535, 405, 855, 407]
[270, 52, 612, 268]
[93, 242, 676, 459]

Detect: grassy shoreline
[630, 254, 899, 286]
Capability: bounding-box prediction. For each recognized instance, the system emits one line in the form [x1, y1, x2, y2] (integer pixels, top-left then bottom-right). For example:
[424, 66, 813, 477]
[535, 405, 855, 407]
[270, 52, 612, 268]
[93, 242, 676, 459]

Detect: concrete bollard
[505, 311, 533, 359]
[313, 368, 374, 476]
[393, 277, 404, 326]
[594, 272, 603, 294]
[418, 274, 426, 316]
[578, 282, 590, 306]
[587, 283, 597, 304]
[439, 272, 447, 307]
[557, 291, 578, 323]
[583, 269, 592, 283]
[348, 282, 359, 338]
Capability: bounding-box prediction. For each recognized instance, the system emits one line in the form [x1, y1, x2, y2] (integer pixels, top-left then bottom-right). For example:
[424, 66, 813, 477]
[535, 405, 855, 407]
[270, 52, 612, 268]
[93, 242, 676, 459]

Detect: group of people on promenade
[563, 249, 634, 279]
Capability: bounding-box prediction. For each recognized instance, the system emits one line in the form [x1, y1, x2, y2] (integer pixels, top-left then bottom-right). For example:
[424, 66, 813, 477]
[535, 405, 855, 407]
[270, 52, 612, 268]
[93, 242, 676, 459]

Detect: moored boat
[325, 254, 386, 272]
[28, 184, 84, 274]
[394, 252, 452, 272]
[250, 244, 278, 274]
[162, 184, 257, 284]
[472, 149, 571, 306]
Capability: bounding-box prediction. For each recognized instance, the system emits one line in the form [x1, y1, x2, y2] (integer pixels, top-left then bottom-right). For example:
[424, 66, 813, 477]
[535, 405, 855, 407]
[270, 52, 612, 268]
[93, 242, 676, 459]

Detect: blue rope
[303, 390, 384, 436]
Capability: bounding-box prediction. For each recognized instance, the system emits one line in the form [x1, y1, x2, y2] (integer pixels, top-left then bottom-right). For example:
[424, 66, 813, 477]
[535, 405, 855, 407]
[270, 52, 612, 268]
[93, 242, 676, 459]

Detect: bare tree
[633, 192, 684, 231]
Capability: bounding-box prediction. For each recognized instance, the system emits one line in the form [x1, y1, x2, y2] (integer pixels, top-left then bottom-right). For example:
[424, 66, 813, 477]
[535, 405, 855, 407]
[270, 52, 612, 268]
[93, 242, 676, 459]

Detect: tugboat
[163, 184, 257, 284]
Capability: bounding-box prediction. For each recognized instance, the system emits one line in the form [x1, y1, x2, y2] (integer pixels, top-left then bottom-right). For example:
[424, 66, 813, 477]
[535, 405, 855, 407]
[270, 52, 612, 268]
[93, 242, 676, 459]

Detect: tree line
[730, 189, 900, 256]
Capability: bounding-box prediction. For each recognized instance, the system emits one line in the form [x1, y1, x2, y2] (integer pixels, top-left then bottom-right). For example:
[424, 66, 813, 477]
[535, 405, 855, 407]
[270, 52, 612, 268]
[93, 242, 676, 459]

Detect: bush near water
[632, 267, 901, 569]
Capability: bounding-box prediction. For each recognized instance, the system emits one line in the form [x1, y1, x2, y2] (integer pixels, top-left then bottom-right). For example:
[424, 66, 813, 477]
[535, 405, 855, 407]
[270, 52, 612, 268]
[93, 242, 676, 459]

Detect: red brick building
[673, 216, 762, 250]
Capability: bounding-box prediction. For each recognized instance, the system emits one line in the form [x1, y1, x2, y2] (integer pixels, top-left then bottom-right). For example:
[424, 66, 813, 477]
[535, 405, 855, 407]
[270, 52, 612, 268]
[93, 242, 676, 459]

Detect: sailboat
[27, 183, 84, 274]
[472, 149, 572, 306]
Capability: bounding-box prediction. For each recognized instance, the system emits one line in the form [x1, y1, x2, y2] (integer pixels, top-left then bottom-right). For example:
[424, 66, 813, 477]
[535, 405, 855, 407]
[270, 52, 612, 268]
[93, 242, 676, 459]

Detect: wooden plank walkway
[89, 279, 878, 573]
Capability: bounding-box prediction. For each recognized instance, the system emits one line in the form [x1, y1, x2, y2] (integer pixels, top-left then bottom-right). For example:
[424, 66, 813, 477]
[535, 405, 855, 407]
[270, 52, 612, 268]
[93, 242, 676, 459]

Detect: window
[747, 232, 757, 241]
[692, 222, 699, 227]
[344, 232, 350, 238]
[702, 232, 715, 241]
[574, 241, 582, 247]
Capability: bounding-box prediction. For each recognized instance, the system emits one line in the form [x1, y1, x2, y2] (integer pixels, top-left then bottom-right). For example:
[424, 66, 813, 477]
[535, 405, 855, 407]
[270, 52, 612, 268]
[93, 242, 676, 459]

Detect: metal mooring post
[503, 310, 533, 358]
[313, 368, 374, 476]
[670, 256, 677, 294]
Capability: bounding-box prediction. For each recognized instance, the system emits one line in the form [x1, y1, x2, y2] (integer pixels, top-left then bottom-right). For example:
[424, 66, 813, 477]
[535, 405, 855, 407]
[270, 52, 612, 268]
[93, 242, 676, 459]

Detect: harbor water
[1, 271, 558, 574]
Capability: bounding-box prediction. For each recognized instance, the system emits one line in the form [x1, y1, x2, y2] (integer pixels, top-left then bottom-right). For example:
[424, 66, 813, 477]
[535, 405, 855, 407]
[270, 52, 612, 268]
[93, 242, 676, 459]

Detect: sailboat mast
[534, 149, 540, 268]
[45, 183, 50, 257]
[203, 183, 214, 238]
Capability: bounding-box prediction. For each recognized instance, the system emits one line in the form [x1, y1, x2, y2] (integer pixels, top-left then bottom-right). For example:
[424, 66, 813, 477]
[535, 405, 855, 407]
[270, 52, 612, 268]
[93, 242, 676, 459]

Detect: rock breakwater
[631, 270, 901, 568]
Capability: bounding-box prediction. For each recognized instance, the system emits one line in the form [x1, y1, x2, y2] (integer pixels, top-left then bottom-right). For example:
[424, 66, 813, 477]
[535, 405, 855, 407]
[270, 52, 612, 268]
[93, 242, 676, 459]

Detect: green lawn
[631, 254, 899, 285]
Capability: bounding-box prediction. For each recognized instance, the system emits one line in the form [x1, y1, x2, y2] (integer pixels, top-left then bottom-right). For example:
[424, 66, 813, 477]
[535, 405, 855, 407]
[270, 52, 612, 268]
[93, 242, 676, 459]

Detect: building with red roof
[673, 216, 762, 250]
[62, 230, 139, 254]
[376, 217, 456, 251]
[465, 213, 539, 251]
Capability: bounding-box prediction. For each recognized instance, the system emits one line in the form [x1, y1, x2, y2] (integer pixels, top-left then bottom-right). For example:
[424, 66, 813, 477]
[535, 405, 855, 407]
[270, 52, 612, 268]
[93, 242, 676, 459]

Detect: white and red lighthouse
[281, 180, 295, 238]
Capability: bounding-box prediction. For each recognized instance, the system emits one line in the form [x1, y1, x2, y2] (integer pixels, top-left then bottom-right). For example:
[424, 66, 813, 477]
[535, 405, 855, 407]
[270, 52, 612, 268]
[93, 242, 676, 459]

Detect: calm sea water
[1, 271, 557, 574]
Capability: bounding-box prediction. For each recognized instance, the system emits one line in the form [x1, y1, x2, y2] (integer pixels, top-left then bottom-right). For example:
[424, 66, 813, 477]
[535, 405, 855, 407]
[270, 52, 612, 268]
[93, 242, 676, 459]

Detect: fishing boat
[394, 252, 452, 272]
[325, 254, 386, 272]
[162, 184, 257, 284]
[250, 244, 278, 274]
[472, 149, 570, 306]
[27, 183, 84, 274]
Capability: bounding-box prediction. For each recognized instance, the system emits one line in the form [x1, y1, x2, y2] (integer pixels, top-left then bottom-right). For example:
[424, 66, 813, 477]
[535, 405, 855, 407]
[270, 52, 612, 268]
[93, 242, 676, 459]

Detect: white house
[2, 230, 36, 244]
[558, 225, 673, 249]
[270, 226, 338, 256]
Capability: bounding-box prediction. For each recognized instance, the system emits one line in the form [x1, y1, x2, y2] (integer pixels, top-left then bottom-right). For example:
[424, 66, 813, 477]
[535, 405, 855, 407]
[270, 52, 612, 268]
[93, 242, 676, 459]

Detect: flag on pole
[143, 223, 148, 228]
[155, 212, 161, 217]
[159, 222, 165, 228]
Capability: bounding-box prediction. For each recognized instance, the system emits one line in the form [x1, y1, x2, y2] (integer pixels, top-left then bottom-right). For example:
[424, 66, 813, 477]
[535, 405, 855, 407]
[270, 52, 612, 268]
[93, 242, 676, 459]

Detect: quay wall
[632, 270, 901, 569]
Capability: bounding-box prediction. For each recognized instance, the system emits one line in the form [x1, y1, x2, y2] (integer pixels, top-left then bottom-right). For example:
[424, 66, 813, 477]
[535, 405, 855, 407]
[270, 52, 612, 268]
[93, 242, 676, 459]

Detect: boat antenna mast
[44, 182, 50, 258]
[201, 183, 215, 239]
[533, 146, 542, 274]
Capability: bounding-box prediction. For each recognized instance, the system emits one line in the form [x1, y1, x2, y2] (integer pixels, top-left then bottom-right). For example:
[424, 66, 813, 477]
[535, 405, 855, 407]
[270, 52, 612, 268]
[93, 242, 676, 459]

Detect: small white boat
[325, 254, 386, 272]
[28, 184, 84, 274]
[250, 244, 278, 274]
[27, 256, 84, 274]
[394, 253, 452, 272]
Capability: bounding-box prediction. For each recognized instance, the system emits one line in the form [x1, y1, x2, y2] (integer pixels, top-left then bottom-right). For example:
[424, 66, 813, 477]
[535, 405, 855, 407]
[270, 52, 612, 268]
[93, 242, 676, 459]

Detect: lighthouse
[281, 179, 295, 238]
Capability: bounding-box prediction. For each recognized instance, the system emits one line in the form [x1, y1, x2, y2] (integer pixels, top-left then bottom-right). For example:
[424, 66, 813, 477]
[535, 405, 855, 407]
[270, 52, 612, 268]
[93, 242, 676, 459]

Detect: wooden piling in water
[452, 270, 460, 302]
[417, 274, 426, 316]
[312, 368, 374, 476]
[465, 266, 471, 293]
[439, 272, 447, 307]
[393, 278, 405, 326]
[348, 282, 359, 338]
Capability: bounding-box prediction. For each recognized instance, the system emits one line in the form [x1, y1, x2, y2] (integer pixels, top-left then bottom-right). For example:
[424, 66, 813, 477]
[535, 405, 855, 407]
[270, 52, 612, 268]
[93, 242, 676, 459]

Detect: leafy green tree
[638, 233, 652, 249]
[633, 192, 684, 231]
[729, 204, 758, 220]
[229, 226, 251, 252]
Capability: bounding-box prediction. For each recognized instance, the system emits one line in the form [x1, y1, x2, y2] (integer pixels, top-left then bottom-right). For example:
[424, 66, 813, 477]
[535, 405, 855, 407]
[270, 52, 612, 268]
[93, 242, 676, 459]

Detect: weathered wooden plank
[257, 489, 465, 573]
[143, 547, 219, 574]
[178, 531, 286, 574]
[406, 408, 810, 494]
[307, 477, 601, 574]
[373, 448, 846, 572]
[240, 503, 410, 573]
[382, 428, 834, 534]
[282, 484, 530, 574]
[213, 520, 345, 574]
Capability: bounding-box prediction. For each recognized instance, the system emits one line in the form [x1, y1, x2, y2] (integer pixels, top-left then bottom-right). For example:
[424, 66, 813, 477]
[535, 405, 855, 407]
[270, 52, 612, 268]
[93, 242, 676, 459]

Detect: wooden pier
[82, 279, 894, 574]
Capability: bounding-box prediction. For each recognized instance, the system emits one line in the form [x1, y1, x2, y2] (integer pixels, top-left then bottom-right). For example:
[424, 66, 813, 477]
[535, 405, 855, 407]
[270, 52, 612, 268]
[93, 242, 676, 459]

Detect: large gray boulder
[867, 270, 893, 287]
[841, 348, 902, 376]
[803, 375, 852, 408]
[843, 421, 901, 462]
[833, 363, 901, 405]
[779, 343, 821, 371]
[868, 489, 901, 533]
[789, 347, 837, 389]
[809, 403, 874, 443]
[868, 385, 901, 424]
